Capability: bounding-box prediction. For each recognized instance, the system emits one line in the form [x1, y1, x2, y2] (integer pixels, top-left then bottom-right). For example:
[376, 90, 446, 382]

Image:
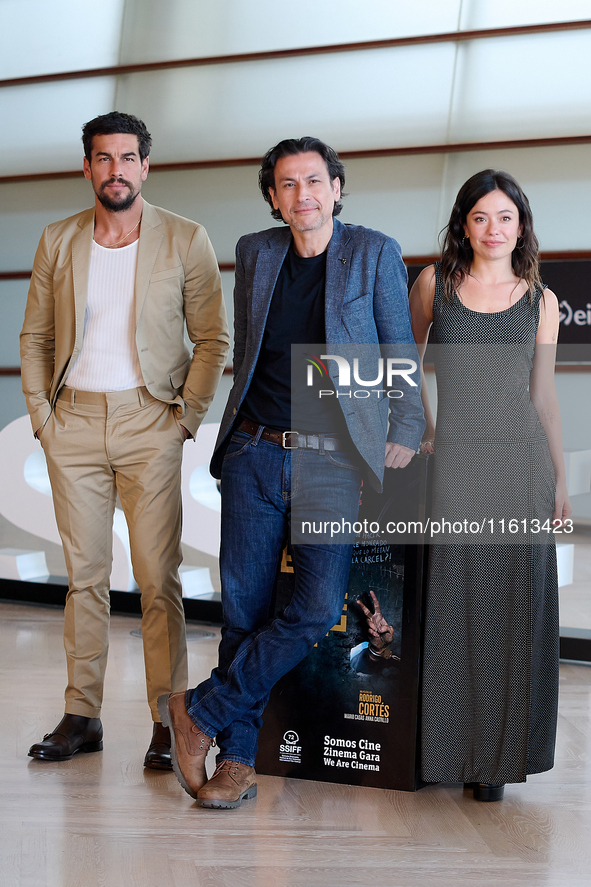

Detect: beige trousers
[41, 386, 188, 721]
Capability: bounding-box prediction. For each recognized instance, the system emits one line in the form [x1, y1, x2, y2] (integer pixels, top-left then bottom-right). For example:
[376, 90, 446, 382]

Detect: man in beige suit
[21, 112, 229, 768]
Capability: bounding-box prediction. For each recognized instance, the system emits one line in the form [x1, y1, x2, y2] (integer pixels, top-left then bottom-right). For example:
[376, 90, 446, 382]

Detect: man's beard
[96, 179, 140, 212]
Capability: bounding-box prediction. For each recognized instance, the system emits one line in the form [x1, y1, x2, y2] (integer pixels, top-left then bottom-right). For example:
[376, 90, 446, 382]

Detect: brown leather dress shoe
[28, 714, 103, 761]
[197, 760, 257, 809]
[143, 722, 172, 770]
[157, 692, 214, 798]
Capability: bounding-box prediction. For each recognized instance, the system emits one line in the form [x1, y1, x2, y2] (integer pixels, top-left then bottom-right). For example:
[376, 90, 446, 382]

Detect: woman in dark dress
[409, 170, 571, 802]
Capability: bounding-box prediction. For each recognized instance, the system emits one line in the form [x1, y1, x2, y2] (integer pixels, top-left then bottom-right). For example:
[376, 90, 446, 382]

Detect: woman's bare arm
[409, 266, 436, 452]
[530, 289, 572, 523]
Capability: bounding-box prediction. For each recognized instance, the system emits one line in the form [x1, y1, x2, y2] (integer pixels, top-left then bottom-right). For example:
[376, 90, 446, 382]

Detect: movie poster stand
[256, 454, 431, 792]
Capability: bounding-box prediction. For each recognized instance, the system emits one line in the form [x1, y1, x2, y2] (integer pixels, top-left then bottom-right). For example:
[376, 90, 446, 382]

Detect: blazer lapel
[325, 219, 352, 340]
[135, 201, 163, 324]
[249, 231, 291, 349]
[70, 209, 95, 354]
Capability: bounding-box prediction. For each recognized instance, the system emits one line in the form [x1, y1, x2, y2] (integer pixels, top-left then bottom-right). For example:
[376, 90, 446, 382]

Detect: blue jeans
[185, 428, 362, 766]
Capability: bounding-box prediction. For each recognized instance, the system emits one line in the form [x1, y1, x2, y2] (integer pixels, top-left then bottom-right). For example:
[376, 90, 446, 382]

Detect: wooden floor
[2, 601, 591, 887]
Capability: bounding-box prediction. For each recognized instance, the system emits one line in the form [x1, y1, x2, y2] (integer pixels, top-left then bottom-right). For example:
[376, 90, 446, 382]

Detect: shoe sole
[28, 740, 103, 761]
[199, 784, 257, 809]
[157, 693, 198, 800]
[143, 759, 173, 771]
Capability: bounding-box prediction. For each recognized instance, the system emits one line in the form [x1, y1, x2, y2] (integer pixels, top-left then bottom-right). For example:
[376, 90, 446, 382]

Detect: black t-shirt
[240, 244, 347, 433]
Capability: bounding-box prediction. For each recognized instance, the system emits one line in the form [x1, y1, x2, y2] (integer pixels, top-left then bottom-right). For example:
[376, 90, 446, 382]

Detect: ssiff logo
[279, 729, 302, 763]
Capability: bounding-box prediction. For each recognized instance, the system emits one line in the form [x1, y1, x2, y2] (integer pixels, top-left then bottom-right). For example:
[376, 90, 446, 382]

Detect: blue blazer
[210, 218, 425, 490]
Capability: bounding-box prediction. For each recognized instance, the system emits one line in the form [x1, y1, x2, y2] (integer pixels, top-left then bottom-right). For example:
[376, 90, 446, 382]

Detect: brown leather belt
[238, 419, 345, 451]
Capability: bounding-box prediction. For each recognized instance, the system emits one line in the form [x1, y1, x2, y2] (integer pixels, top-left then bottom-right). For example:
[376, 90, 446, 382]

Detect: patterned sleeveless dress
[420, 263, 559, 785]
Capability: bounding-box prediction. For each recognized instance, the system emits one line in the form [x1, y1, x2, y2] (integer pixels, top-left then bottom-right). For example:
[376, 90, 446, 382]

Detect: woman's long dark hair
[440, 169, 542, 302]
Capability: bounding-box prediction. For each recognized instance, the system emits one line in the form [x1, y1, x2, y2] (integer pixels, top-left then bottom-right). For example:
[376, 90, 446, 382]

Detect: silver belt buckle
[282, 431, 299, 449]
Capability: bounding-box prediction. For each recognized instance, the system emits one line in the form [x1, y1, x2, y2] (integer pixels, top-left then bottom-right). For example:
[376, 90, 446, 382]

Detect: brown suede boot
[157, 692, 215, 798]
[197, 760, 257, 809]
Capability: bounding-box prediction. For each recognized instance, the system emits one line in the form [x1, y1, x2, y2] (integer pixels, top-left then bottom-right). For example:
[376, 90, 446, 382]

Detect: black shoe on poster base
[28, 713, 103, 761]
[472, 783, 505, 802]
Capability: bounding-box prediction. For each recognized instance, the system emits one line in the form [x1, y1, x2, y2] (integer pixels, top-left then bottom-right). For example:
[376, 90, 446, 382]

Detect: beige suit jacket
[20, 200, 230, 437]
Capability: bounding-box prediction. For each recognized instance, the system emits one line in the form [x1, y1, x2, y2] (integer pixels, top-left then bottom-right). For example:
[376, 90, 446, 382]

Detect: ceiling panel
[449, 31, 591, 143]
[460, 0, 591, 29]
[114, 44, 457, 162]
[0, 0, 125, 79]
[119, 0, 463, 64]
[1, 5, 589, 178]
[0, 79, 117, 175]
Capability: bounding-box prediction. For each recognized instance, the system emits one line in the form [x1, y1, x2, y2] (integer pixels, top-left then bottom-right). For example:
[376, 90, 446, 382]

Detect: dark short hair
[259, 136, 346, 221]
[82, 112, 152, 162]
[440, 169, 542, 301]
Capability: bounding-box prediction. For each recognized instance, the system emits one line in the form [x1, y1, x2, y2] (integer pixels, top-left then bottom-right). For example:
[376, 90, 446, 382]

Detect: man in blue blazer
[159, 137, 425, 808]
